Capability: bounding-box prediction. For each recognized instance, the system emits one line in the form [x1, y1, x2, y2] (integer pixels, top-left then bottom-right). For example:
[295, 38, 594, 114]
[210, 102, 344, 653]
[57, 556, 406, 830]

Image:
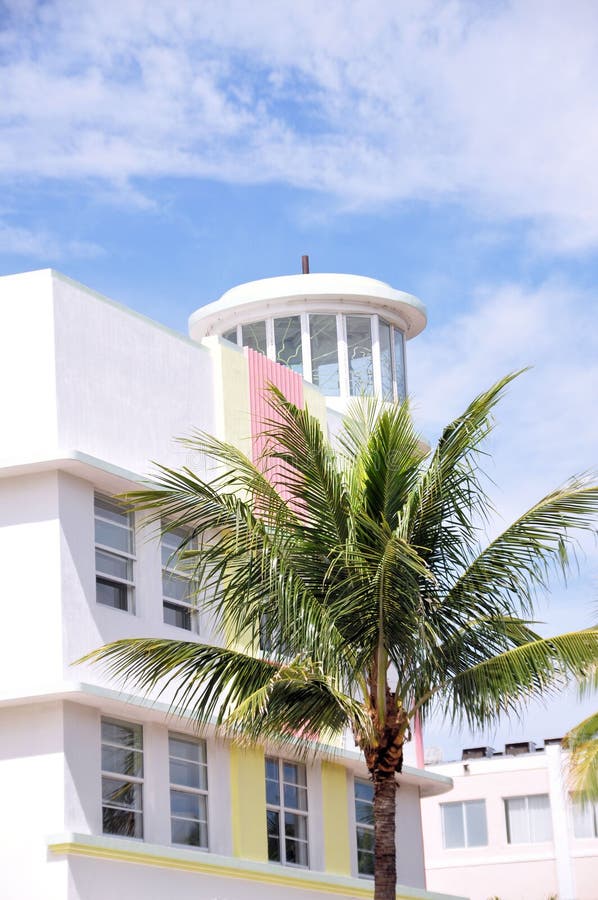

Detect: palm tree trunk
[373, 774, 397, 900]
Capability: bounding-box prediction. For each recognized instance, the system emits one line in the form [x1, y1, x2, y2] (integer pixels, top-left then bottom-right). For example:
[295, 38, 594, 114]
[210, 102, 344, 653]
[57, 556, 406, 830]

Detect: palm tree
[84, 374, 598, 900]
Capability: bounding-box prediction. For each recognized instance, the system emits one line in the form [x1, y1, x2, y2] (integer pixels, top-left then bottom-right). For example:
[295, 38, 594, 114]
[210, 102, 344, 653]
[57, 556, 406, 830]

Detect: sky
[1, 0, 597, 759]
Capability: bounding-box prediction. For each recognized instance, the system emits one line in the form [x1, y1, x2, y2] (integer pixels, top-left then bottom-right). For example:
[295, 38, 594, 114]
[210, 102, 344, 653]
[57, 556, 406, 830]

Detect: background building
[421, 740, 598, 900]
[0, 268, 457, 900]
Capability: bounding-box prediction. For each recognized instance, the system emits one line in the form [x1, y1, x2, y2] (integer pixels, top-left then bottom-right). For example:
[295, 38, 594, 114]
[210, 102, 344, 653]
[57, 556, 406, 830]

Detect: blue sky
[1, 0, 597, 758]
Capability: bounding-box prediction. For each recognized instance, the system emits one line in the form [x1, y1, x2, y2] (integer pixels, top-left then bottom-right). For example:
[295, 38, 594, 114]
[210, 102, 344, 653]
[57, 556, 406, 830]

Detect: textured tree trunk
[373, 774, 397, 900]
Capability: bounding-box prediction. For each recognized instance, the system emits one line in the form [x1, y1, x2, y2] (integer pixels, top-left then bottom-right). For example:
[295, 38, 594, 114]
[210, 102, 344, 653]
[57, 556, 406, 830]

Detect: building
[0, 267, 458, 900]
[421, 740, 598, 900]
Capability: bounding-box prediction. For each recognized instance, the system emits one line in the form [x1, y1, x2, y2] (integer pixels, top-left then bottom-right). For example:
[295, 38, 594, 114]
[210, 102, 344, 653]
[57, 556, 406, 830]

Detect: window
[505, 794, 552, 843]
[346, 315, 374, 396]
[441, 800, 488, 849]
[222, 327, 238, 344]
[378, 319, 393, 401]
[162, 527, 196, 630]
[354, 779, 375, 876]
[94, 495, 135, 612]
[571, 796, 598, 838]
[169, 734, 209, 848]
[309, 315, 340, 396]
[241, 321, 267, 355]
[274, 315, 303, 374]
[101, 718, 143, 838]
[393, 328, 406, 401]
[265, 757, 309, 867]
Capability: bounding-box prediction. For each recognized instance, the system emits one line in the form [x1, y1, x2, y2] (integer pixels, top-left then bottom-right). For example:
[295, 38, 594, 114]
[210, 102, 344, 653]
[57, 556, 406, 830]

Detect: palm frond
[564, 710, 598, 800]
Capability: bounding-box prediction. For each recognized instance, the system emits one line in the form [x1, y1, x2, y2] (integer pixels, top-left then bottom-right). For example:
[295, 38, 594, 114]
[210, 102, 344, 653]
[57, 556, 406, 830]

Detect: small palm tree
[84, 374, 598, 900]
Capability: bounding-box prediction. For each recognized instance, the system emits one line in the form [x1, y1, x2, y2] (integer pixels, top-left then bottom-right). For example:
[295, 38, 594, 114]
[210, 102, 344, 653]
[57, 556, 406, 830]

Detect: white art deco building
[0, 267, 457, 900]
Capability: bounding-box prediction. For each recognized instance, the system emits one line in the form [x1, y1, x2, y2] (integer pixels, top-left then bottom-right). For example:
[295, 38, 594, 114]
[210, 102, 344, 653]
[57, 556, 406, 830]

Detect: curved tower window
[274, 316, 303, 375]
[393, 328, 406, 401]
[241, 321, 267, 355]
[346, 315, 374, 397]
[222, 327, 238, 345]
[309, 315, 340, 396]
[379, 319, 393, 402]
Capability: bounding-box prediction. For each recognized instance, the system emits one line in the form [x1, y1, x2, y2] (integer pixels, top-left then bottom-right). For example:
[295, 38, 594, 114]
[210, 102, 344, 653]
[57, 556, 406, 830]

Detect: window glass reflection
[222, 328, 238, 344]
[379, 319, 393, 401]
[274, 316, 303, 375]
[346, 316, 374, 396]
[309, 315, 339, 396]
[393, 328, 406, 400]
[241, 321, 267, 355]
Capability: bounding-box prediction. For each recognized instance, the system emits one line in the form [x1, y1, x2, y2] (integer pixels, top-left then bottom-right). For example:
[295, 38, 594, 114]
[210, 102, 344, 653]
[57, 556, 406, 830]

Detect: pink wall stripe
[414, 712, 425, 768]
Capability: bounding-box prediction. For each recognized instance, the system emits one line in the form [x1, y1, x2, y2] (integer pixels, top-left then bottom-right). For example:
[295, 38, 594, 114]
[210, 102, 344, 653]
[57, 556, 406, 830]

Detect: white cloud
[0, 221, 103, 260]
[2, 1, 598, 250]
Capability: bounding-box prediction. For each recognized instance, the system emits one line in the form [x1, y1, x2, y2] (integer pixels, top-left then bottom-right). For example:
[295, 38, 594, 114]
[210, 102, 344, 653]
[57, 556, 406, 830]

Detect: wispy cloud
[0, 220, 104, 260]
[2, 1, 598, 250]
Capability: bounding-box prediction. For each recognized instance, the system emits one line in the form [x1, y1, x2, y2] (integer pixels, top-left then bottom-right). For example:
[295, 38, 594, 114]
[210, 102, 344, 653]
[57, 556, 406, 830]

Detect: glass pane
[572, 798, 596, 838]
[529, 794, 552, 842]
[283, 762, 306, 787]
[505, 797, 528, 844]
[285, 837, 308, 866]
[355, 780, 374, 802]
[355, 799, 374, 826]
[103, 806, 143, 838]
[284, 812, 308, 842]
[379, 319, 393, 401]
[465, 800, 488, 847]
[96, 549, 131, 581]
[309, 315, 339, 396]
[96, 578, 129, 610]
[346, 315, 374, 396]
[163, 602, 192, 630]
[95, 496, 130, 527]
[102, 720, 142, 749]
[102, 746, 143, 778]
[241, 321, 267, 355]
[284, 783, 308, 811]
[442, 802, 465, 849]
[266, 778, 280, 806]
[267, 833, 281, 862]
[95, 518, 132, 554]
[357, 848, 375, 876]
[222, 328, 238, 344]
[357, 827, 375, 851]
[265, 758, 279, 781]
[162, 572, 192, 602]
[172, 817, 205, 847]
[393, 328, 406, 401]
[169, 736, 205, 764]
[170, 759, 201, 789]
[274, 316, 303, 374]
[170, 790, 200, 819]
[102, 778, 142, 810]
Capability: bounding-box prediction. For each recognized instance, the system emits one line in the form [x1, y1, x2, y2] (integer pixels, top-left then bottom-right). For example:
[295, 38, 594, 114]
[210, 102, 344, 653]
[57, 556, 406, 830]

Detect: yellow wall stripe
[230, 744, 268, 861]
[322, 761, 352, 876]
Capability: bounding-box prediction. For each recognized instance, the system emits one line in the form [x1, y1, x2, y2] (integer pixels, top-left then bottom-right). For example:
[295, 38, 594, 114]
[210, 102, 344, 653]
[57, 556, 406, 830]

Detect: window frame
[161, 525, 198, 632]
[94, 494, 135, 613]
[440, 799, 488, 849]
[168, 732, 209, 850]
[354, 777, 375, 878]
[571, 795, 598, 839]
[265, 756, 310, 868]
[100, 716, 144, 840]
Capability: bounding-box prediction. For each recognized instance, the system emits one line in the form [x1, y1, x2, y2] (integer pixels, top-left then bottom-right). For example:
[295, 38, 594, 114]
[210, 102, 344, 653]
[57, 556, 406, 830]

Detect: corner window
[162, 527, 196, 631]
[354, 779, 375, 876]
[309, 315, 340, 396]
[241, 321, 267, 355]
[274, 315, 303, 374]
[169, 734, 209, 848]
[504, 794, 552, 843]
[101, 718, 143, 838]
[222, 327, 239, 344]
[571, 796, 598, 838]
[265, 757, 309, 867]
[441, 800, 488, 849]
[94, 495, 135, 612]
[346, 315, 374, 396]
[393, 328, 406, 401]
[378, 319, 393, 401]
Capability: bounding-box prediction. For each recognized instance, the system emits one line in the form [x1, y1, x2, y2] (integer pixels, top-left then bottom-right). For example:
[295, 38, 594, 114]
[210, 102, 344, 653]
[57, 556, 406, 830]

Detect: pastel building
[0, 268, 456, 900]
[421, 741, 598, 900]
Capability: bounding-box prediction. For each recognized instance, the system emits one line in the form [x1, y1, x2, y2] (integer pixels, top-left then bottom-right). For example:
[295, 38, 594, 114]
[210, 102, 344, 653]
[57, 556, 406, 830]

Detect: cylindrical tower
[189, 272, 426, 411]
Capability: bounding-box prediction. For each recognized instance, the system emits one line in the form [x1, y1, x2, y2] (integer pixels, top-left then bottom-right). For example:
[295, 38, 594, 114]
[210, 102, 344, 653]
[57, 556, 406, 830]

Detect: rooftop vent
[544, 737, 563, 747]
[462, 746, 494, 760]
[505, 741, 536, 756]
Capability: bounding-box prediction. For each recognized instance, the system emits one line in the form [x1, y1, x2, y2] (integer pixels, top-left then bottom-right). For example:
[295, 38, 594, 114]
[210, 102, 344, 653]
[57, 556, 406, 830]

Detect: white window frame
[161, 526, 198, 632]
[571, 795, 598, 839]
[504, 793, 553, 844]
[169, 732, 209, 849]
[101, 717, 144, 839]
[94, 494, 135, 613]
[354, 777, 375, 878]
[265, 756, 310, 868]
[441, 799, 488, 849]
